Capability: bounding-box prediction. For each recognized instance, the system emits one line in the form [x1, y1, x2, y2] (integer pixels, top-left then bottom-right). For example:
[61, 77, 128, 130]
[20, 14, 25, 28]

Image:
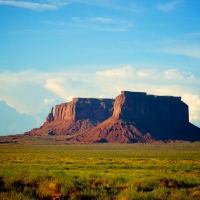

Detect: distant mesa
[25, 91, 200, 143]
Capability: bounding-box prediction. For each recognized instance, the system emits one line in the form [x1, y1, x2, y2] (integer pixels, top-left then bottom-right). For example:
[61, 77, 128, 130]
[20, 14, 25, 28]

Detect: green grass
[0, 143, 200, 199]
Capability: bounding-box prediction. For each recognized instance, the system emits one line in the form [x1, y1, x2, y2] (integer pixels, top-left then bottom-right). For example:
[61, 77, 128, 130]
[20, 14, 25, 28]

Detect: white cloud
[148, 87, 200, 124]
[96, 66, 134, 78]
[95, 66, 200, 125]
[164, 69, 183, 79]
[98, 94, 105, 98]
[67, 95, 75, 102]
[134, 68, 194, 81]
[0, 0, 58, 11]
[44, 98, 55, 105]
[164, 69, 194, 80]
[42, 17, 133, 32]
[137, 69, 157, 78]
[157, 0, 181, 12]
[182, 93, 200, 122]
[87, 17, 115, 23]
[44, 78, 69, 100]
[0, 66, 200, 128]
[162, 45, 200, 59]
[0, 70, 69, 114]
[71, 16, 133, 32]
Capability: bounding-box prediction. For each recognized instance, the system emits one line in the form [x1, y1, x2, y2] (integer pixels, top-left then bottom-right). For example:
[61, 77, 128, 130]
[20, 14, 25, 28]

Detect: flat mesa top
[121, 91, 181, 101]
[72, 98, 114, 101]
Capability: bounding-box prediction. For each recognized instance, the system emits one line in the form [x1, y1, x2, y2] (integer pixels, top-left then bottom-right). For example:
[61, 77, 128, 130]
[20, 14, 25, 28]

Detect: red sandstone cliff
[70, 91, 200, 143]
[54, 98, 113, 121]
[25, 91, 200, 143]
[26, 98, 114, 136]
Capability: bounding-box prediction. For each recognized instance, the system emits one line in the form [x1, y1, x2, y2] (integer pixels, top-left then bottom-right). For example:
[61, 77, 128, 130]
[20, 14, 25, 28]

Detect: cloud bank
[0, 66, 200, 128]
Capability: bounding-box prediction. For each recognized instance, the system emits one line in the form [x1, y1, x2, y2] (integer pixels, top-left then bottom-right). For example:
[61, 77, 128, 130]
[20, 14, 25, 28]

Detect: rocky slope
[25, 97, 114, 136]
[25, 91, 200, 143]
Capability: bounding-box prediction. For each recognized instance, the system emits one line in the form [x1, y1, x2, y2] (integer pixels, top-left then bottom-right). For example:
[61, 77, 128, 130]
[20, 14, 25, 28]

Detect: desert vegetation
[0, 143, 200, 199]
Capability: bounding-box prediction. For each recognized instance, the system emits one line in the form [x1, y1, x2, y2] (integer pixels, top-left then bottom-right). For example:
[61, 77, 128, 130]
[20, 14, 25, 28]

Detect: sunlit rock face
[70, 91, 199, 143]
[27, 98, 114, 136]
[54, 98, 114, 121]
[25, 91, 200, 143]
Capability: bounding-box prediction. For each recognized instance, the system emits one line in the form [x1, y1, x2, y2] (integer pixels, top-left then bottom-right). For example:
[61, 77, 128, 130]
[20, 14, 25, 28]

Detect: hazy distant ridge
[0, 101, 37, 136]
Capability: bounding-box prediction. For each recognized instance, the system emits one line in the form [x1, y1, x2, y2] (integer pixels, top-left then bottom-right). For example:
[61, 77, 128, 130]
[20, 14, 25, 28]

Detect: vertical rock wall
[113, 91, 189, 122]
[54, 98, 114, 121]
[27, 91, 196, 142]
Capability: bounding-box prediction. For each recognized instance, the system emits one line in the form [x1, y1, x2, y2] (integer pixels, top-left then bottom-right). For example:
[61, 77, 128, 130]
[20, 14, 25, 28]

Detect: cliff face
[28, 98, 114, 136]
[26, 91, 200, 143]
[54, 98, 114, 121]
[71, 91, 199, 143]
[51, 91, 188, 124]
[44, 107, 54, 125]
[113, 91, 188, 122]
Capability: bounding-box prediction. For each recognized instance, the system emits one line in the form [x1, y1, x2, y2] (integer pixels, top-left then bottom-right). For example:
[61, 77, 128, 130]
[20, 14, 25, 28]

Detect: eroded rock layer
[54, 98, 114, 121]
[26, 98, 114, 136]
[25, 91, 200, 143]
[69, 91, 200, 143]
[113, 91, 188, 122]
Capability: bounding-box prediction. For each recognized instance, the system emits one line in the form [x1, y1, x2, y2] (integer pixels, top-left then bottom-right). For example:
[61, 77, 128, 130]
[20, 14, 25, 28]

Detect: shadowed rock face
[45, 107, 54, 124]
[113, 91, 189, 122]
[26, 91, 200, 143]
[70, 91, 199, 143]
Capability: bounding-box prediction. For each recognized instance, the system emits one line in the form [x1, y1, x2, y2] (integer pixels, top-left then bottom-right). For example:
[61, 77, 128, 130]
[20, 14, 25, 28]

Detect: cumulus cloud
[0, 66, 200, 127]
[98, 94, 105, 98]
[163, 69, 194, 80]
[96, 66, 134, 78]
[0, 70, 69, 114]
[67, 95, 76, 102]
[95, 66, 200, 125]
[0, 0, 58, 11]
[137, 69, 157, 78]
[182, 93, 200, 122]
[44, 78, 69, 100]
[44, 98, 55, 105]
[96, 67, 195, 82]
[164, 69, 183, 79]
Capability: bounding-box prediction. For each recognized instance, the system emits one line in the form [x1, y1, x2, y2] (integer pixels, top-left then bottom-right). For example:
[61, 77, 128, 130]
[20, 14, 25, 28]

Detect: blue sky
[0, 0, 200, 135]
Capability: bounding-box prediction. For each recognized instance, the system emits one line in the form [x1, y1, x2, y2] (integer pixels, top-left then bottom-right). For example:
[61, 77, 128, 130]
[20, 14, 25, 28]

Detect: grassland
[0, 142, 200, 199]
